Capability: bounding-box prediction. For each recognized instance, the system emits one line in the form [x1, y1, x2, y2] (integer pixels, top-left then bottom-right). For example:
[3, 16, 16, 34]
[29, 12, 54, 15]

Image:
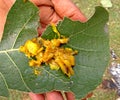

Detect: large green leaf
[0, 0, 109, 99]
[0, 0, 39, 97]
[42, 7, 109, 99]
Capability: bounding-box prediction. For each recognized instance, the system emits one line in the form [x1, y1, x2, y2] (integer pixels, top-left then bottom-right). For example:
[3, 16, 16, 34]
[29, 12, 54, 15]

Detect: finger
[29, 92, 45, 100]
[37, 5, 61, 35]
[0, 0, 15, 10]
[51, 0, 87, 22]
[30, 0, 53, 6]
[46, 91, 64, 100]
[38, 6, 61, 26]
[30, 0, 61, 29]
[65, 92, 75, 100]
[37, 27, 45, 36]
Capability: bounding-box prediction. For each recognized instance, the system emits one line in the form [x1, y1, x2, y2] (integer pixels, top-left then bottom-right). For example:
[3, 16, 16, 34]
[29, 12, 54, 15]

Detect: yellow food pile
[19, 24, 78, 77]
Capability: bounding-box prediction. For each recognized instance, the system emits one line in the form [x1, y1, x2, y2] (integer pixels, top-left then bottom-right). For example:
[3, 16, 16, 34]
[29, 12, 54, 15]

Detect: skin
[0, 0, 87, 99]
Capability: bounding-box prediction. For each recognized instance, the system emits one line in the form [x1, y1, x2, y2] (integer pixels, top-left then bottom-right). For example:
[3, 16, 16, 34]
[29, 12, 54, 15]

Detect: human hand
[0, 0, 87, 100]
[29, 91, 75, 100]
[30, 0, 87, 35]
[0, 0, 87, 37]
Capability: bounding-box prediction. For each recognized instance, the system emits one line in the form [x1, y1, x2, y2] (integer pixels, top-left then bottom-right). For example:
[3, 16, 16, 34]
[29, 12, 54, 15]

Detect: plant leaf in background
[0, 0, 109, 99]
[100, 0, 113, 8]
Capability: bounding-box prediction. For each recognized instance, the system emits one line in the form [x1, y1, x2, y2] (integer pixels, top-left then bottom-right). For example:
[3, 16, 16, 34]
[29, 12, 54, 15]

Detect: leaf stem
[61, 91, 67, 100]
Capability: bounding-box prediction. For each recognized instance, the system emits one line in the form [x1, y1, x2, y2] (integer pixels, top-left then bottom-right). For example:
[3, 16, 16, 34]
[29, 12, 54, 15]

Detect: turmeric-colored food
[19, 24, 78, 77]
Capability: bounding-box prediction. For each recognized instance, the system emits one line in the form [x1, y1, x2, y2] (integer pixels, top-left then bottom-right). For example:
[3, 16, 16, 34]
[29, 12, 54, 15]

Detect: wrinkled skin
[0, 0, 87, 100]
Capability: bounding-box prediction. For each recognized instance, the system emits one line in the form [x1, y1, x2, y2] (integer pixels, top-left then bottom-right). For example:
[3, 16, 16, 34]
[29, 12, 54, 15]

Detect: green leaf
[42, 6, 110, 99]
[0, 0, 39, 97]
[0, 1, 109, 99]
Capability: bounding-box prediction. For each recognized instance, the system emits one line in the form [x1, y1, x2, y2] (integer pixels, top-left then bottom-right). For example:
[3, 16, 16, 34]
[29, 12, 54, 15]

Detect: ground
[0, 0, 120, 100]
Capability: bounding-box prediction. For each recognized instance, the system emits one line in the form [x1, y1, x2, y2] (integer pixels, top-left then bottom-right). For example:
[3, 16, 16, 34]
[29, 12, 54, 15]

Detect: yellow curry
[19, 24, 78, 77]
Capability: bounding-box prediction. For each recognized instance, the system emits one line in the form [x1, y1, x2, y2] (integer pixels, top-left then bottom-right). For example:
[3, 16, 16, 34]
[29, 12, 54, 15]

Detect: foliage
[0, 0, 109, 99]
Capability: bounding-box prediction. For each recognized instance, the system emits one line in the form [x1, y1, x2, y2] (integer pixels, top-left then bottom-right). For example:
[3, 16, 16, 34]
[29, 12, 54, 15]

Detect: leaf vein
[69, 18, 107, 38]
[67, 44, 100, 52]
[0, 49, 18, 54]
[11, 13, 37, 49]
[5, 52, 32, 91]
[0, 72, 9, 92]
[41, 67, 70, 84]
[75, 64, 97, 69]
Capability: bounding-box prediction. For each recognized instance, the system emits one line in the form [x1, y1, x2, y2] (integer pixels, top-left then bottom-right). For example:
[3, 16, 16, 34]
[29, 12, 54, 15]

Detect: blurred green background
[0, 0, 120, 100]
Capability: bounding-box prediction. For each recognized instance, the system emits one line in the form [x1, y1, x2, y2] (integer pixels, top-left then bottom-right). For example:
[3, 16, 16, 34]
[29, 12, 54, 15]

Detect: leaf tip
[95, 6, 109, 21]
